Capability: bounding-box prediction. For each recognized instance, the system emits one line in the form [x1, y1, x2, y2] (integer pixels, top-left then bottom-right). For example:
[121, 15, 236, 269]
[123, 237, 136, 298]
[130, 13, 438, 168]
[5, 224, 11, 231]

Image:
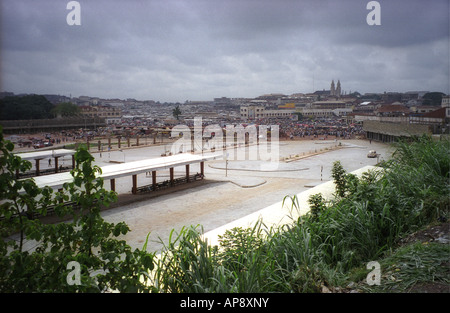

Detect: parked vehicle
[33, 141, 53, 149]
[367, 150, 378, 158]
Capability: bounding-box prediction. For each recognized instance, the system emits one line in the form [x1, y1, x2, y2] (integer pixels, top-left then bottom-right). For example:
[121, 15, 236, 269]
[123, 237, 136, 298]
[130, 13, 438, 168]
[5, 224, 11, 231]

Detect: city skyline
[1, 0, 449, 103]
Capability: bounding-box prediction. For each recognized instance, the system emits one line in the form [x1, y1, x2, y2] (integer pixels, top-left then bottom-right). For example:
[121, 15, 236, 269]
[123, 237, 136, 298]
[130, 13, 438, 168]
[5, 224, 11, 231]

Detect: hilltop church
[330, 79, 341, 97]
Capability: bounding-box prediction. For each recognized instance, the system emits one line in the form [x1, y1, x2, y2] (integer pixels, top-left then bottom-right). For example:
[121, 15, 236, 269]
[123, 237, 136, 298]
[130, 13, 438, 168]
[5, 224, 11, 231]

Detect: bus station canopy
[15, 149, 76, 161]
[29, 152, 222, 190]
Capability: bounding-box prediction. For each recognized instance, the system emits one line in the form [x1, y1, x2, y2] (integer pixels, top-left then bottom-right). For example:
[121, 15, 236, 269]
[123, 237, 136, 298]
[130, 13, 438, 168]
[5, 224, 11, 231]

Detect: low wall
[0, 117, 106, 133]
[202, 165, 378, 246]
[363, 120, 431, 137]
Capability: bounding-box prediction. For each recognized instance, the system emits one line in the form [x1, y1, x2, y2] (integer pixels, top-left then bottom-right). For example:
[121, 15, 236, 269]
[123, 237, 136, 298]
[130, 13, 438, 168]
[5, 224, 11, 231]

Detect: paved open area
[82, 139, 393, 253]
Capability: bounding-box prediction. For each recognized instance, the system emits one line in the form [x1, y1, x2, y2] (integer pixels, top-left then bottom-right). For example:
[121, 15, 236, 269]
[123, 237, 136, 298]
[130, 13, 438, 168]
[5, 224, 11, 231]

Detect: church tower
[330, 80, 335, 96]
[336, 80, 341, 98]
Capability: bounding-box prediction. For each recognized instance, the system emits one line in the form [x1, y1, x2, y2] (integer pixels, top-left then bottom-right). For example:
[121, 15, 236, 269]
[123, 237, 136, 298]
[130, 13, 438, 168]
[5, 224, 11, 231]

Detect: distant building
[412, 106, 441, 115]
[442, 95, 450, 118]
[313, 90, 330, 98]
[362, 99, 449, 142]
[293, 99, 351, 118]
[42, 94, 72, 104]
[375, 104, 411, 117]
[240, 106, 263, 119]
[330, 80, 341, 97]
[278, 103, 296, 109]
[381, 92, 402, 103]
[213, 97, 232, 106]
[240, 106, 295, 120]
[312, 100, 349, 109]
[80, 105, 122, 124]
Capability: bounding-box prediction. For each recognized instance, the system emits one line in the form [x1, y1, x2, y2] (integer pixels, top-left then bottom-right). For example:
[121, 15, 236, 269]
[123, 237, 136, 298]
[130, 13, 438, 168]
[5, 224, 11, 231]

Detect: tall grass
[149, 135, 449, 293]
[151, 225, 230, 293]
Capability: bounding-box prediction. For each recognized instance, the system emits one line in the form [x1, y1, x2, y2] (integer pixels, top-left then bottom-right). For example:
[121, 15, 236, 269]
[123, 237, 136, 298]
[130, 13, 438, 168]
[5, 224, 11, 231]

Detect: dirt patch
[398, 221, 449, 246]
[408, 282, 450, 293]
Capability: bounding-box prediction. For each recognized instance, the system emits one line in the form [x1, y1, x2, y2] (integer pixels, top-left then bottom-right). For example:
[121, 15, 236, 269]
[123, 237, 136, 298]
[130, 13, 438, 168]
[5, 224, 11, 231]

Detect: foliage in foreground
[1, 132, 448, 292]
[359, 241, 450, 293]
[149, 135, 449, 292]
[0, 127, 155, 292]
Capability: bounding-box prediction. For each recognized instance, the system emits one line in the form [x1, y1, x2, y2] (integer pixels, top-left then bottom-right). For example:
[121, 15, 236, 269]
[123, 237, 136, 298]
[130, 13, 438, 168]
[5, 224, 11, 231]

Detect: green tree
[51, 102, 80, 117]
[0, 95, 54, 120]
[172, 105, 182, 120]
[0, 127, 155, 292]
[330, 161, 362, 199]
[0, 128, 54, 253]
[307, 193, 327, 221]
[331, 161, 348, 198]
[422, 92, 445, 106]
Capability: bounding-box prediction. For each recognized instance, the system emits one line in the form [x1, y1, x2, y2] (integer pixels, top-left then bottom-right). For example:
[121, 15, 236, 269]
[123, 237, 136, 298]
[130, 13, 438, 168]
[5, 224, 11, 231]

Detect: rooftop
[27, 152, 222, 190]
[15, 149, 76, 160]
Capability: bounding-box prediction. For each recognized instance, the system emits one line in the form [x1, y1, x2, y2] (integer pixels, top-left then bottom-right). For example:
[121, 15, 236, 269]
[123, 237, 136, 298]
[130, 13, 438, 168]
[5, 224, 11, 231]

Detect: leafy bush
[0, 127, 155, 292]
[151, 135, 449, 293]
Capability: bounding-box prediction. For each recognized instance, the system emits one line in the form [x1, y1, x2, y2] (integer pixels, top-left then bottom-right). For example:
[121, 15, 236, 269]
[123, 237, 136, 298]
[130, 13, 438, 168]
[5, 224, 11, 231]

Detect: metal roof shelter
[15, 149, 76, 160]
[29, 152, 222, 195]
[15, 149, 76, 176]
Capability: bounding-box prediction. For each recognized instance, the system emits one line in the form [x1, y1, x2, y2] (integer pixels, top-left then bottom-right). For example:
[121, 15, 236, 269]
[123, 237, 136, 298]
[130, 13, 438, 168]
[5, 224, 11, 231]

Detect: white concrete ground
[91, 139, 393, 253]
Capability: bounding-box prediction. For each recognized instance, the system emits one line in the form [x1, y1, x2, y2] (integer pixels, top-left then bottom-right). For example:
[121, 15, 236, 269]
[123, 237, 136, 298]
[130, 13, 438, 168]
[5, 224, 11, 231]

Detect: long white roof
[15, 149, 76, 160]
[28, 152, 222, 190]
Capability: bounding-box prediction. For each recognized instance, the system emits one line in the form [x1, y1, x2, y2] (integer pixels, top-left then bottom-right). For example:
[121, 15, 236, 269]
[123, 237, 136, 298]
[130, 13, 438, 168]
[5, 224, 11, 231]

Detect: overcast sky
[1, 0, 449, 102]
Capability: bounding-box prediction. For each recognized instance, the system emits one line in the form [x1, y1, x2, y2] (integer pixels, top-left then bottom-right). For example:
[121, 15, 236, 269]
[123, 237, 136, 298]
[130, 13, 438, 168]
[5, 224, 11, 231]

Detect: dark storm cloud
[1, 0, 448, 101]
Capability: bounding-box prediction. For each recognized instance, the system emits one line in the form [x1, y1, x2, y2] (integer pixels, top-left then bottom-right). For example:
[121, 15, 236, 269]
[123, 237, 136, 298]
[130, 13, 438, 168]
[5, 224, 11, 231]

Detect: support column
[110, 179, 116, 192]
[186, 164, 190, 182]
[200, 161, 204, 177]
[132, 174, 137, 194]
[54, 157, 59, 173]
[35, 159, 41, 176]
[152, 171, 157, 190]
[169, 167, 174, 186]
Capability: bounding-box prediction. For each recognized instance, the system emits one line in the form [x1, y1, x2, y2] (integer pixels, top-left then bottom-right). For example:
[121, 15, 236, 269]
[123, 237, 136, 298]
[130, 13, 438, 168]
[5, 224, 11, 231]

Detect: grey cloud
[1, 0, 448, 101]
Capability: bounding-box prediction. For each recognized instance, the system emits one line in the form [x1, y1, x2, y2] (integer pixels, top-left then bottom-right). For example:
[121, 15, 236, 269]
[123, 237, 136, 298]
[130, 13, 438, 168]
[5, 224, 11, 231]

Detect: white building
[240, 106, 295, 120]
[442, 95, 450, 118]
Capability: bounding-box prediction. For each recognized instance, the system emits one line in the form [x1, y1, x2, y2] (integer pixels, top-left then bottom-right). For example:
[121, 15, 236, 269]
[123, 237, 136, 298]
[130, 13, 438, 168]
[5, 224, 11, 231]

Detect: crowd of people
[253, 117, 365, 140]
[10, 116, 365, 152]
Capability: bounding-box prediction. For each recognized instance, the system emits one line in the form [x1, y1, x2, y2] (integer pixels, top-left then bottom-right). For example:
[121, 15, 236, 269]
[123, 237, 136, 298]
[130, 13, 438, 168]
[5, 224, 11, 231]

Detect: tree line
[0, 95, 80, 120]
